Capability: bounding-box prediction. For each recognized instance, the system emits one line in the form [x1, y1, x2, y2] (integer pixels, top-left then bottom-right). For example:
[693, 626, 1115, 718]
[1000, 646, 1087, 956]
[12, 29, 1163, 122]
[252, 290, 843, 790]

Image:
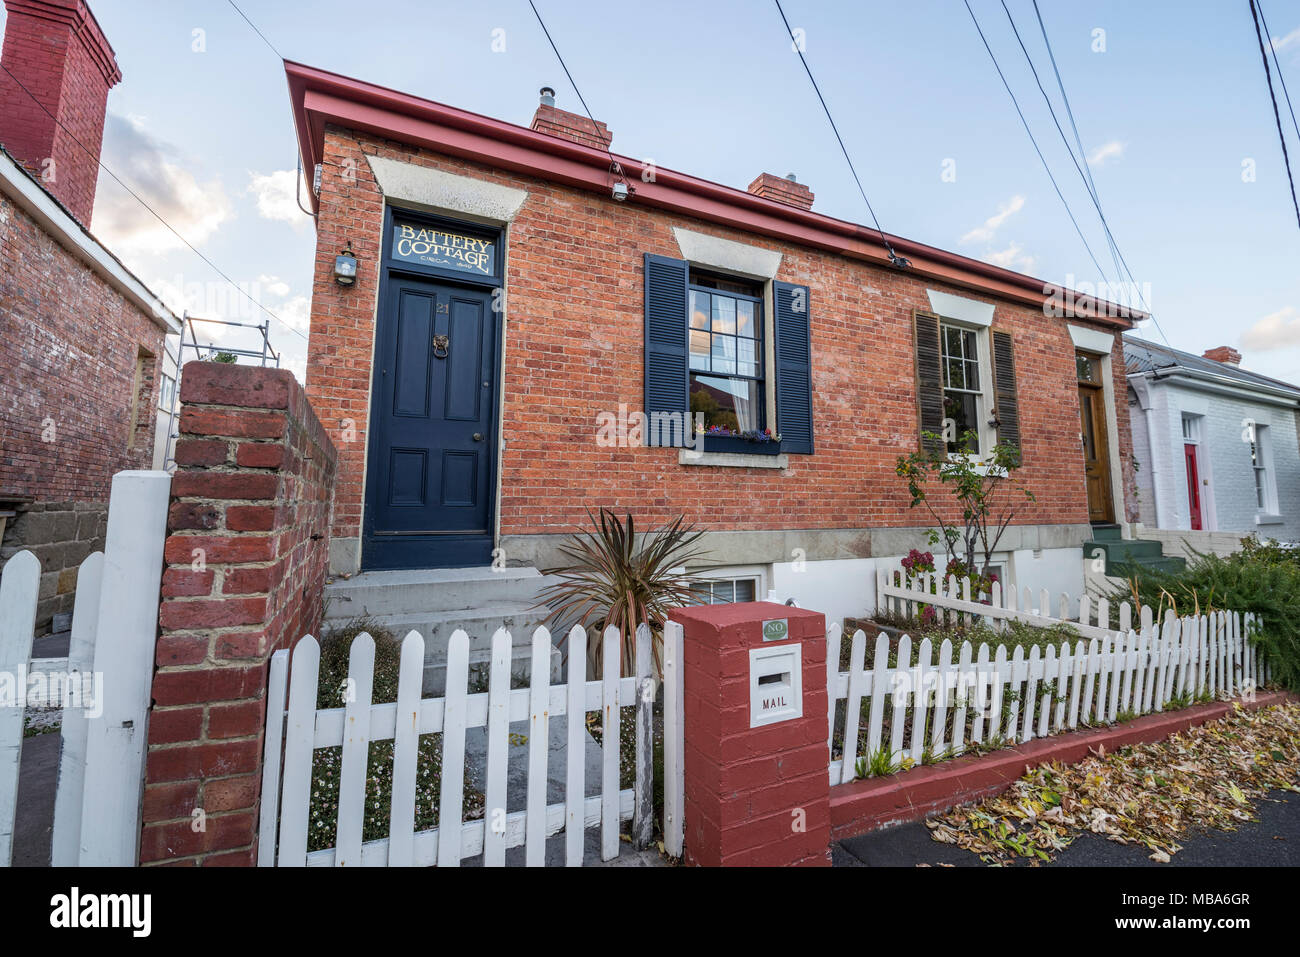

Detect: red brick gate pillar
[668, 602, 831, 866]
[141, 362, 336, 866]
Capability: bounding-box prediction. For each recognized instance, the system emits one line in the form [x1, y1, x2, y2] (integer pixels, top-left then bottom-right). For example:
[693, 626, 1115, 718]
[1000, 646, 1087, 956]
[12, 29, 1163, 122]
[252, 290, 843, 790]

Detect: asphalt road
[834, 789, 1300, 867]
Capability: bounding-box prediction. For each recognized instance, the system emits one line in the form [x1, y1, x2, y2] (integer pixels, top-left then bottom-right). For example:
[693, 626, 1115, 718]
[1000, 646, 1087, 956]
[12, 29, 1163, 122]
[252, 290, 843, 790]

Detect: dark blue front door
[363, 276, 498, 569]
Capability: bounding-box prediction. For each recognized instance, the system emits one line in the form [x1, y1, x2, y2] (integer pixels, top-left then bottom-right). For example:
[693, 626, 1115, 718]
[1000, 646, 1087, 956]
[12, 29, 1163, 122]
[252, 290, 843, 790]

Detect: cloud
[274, 294, 312, 334]
[961, 195, 1025, 244]
[247, 169, 311, 228]
[91, 114, 232, 257]
[1087, 140, 1124, 166]
[985, 242, 1035, 272]
[1273, 26, 1300, 54]
[1241, 306, 1300, 351]
[258, 273, 292, 298]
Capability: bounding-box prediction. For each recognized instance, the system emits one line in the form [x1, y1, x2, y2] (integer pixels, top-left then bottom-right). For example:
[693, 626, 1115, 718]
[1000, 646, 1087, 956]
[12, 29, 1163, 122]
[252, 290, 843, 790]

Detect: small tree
[895, 430, 1035, 592]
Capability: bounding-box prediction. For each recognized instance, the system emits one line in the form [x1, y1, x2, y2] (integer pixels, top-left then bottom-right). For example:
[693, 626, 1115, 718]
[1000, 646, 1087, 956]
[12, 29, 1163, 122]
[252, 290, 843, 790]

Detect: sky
[6, 0, 1300, 383]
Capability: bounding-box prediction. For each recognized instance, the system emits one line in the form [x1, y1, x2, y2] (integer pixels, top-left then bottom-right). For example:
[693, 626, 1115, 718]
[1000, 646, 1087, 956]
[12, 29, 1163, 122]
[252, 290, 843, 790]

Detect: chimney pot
[539, 86, 556, 107]
[0, 0, 121, 226]
[1203, 346, 1242, 366]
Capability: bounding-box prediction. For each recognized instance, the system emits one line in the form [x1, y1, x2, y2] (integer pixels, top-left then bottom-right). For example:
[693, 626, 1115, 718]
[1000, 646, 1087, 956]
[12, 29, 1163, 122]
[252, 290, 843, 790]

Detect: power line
[0, 60, 304, 341]
[1027, 2, 1177, 367]
[226, 0, 283, 59]
[526, 0, 631, 191]
[771, 0, 909, 268]
[961, 0, 1112, 286]
[1256, 0, 1300, 151]
[1013, 1, 1172, 350]
[1002, 0, 1123, 283]
[1249, 0, 1300, 229]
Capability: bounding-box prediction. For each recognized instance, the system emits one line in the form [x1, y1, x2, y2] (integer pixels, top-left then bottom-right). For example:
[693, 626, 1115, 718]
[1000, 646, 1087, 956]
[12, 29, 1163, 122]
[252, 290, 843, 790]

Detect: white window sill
[1255, 512, 1284, 526]
[943, 452, 1006, 478]
[678, 449, 789, 469]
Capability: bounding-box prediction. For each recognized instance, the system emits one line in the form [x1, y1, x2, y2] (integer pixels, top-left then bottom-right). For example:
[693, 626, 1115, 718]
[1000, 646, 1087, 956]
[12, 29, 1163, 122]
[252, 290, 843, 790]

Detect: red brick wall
[141, 362, 336, 866]
[306, 125, 1136, 550]
[0, 0, 121, 226]
[0, 192, 164, 501]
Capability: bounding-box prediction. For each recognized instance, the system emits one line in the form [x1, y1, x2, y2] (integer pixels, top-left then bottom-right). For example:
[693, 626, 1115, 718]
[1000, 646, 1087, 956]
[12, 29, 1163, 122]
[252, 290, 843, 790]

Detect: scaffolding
[160, 313, 283, 469]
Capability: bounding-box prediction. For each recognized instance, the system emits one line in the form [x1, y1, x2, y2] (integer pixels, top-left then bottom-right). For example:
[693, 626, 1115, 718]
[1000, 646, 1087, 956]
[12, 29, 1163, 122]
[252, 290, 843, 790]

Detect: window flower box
[699, 432, 782, 456]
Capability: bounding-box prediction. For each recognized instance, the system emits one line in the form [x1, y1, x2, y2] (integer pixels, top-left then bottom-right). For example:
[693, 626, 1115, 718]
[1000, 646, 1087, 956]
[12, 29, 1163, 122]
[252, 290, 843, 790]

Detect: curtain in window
[728, 377, 758, 433]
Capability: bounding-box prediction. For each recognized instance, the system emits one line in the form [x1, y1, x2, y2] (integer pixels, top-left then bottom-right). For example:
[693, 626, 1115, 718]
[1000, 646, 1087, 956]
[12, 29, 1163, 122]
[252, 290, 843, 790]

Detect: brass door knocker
[433, 334, 450, 359]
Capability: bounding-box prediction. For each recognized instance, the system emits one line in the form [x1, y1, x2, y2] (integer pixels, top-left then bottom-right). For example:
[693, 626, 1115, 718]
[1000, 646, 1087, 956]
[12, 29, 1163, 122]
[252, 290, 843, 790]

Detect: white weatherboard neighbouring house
[1126, 336, 1300, 542]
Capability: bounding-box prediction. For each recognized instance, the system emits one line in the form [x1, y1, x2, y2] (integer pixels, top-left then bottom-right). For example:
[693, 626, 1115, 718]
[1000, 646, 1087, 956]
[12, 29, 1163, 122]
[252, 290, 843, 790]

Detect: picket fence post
[0, 550, 39, 866]
[632, 622, 653, 850]
[77, 470, 170, 867]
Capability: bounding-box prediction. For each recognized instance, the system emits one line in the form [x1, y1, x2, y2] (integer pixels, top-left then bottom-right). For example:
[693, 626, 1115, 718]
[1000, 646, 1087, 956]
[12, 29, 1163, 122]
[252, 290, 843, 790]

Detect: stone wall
[0, 501, 106, 628]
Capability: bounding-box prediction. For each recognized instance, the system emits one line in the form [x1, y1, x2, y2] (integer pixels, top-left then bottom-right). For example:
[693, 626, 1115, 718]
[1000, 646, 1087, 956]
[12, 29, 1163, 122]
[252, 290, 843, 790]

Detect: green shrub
[317, 616, 403, 708]
[1110, 548, 1300, 691]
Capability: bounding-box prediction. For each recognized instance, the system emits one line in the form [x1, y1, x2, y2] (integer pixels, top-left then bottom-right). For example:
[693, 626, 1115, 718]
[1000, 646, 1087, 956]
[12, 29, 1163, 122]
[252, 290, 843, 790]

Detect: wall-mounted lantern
[334, 242, 358, 286]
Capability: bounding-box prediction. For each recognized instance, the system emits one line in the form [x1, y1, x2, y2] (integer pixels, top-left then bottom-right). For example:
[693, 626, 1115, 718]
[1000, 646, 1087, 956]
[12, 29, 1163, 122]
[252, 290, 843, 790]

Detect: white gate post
[78, 470, 170, 866]
[50, 551, 104, 865]
[662, 619, 684, 859]
[0, 550, 40, 866]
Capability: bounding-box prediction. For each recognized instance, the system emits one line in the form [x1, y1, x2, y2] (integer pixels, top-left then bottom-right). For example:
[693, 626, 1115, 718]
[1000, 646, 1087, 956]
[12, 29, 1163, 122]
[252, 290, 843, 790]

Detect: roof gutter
[1135, 365, 1300, 406]
[285, 60, 1139, 327]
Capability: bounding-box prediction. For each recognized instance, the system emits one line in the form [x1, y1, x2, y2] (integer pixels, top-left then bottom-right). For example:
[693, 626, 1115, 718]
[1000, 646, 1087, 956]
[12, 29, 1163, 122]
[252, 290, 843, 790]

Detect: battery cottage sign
[392, 220, 496, 276]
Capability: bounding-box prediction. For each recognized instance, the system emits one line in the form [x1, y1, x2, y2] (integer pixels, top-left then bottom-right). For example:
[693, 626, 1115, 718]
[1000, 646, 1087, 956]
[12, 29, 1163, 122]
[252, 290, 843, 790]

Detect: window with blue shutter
[643, 253, 690, 446]
[773, 280, 813, 454]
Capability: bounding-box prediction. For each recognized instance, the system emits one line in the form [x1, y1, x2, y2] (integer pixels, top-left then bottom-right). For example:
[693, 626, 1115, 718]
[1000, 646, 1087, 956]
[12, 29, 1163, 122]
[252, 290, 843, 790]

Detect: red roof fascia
[284, 60, 1139, 327]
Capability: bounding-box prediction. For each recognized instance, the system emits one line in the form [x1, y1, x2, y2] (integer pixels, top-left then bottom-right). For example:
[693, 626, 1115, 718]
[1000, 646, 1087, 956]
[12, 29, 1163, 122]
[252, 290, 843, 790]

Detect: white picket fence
[877, 569, 1135, 640]
[259, 620, 687, 867]
[0, 471, 170, 866]
[827, 603, 1267, 786]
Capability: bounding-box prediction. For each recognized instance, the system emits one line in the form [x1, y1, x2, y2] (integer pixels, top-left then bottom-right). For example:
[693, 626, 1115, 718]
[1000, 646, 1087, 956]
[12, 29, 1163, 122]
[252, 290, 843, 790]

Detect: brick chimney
[1203, 346, 1241, 366]
[529, 86, 612, 150]
[747, 172, 814, 211]
[0, 0, 121, 226]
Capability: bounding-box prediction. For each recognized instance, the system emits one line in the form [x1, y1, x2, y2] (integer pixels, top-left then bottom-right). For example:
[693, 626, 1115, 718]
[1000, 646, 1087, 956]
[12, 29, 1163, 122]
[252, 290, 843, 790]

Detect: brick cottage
[286, 60, 1141, 628]
[0, 0, 180, 630]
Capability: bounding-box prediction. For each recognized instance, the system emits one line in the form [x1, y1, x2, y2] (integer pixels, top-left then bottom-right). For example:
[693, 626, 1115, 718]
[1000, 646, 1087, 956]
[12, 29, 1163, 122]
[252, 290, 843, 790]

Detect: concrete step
[324, 566, 552, 620]
[372, 601, 550, 654]
[425, 641, 562, 699]
[1090, 523, 1123, 542]
[1084, 539, 1164, 562]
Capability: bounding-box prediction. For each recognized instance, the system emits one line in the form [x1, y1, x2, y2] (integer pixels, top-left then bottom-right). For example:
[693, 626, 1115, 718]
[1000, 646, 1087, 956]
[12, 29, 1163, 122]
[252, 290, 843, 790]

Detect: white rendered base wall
[769, 547, 1086, 628]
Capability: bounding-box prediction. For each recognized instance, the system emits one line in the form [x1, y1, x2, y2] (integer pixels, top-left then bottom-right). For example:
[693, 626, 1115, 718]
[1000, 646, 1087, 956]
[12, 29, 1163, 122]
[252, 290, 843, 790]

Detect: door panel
[1078, 384, 1114, 523]
[364, 276, 498, 569]
[1184, 443, 1202, 530]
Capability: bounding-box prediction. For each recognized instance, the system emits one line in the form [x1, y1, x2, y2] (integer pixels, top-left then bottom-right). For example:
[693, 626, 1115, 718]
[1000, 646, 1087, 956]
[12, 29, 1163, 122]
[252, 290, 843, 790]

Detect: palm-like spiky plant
[537, 509, 707, 676]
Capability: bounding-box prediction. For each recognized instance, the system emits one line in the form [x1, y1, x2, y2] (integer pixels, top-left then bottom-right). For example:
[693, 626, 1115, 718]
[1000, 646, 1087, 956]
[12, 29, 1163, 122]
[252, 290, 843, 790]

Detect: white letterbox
[749, 644, 802, 728]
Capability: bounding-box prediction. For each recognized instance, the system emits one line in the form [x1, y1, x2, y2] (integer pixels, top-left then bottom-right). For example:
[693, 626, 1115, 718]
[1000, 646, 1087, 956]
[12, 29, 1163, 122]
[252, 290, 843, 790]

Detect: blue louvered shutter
[643, 253, 689, 446]
[774, 280, 813, 454]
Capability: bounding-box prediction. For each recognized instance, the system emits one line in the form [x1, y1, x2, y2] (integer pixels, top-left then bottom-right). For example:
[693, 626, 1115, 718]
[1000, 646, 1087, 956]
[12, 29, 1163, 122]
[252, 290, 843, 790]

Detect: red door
[1184, 443, 1202, 530]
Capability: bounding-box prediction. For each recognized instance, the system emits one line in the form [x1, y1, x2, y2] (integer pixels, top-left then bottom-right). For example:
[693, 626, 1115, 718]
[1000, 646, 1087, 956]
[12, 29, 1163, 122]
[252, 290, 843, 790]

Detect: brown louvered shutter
[991, 329, 1021, 457]
[913, 313, 945, 454]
